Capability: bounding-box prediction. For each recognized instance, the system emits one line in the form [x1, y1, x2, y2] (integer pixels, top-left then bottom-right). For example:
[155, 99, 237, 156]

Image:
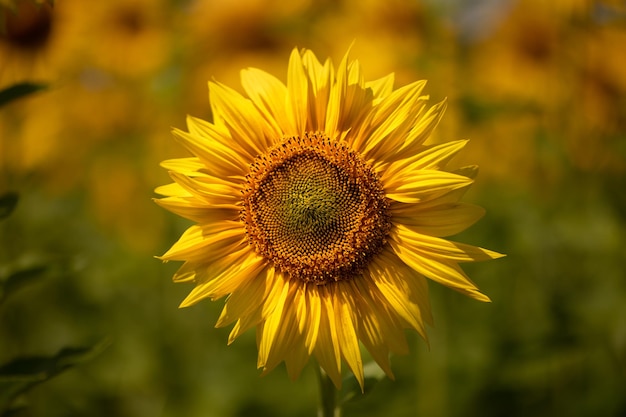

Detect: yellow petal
[171, 261, 198, 283]
[284, 283, 312, 379]
[391, 202, 485, 237]
[404, 99, 447, 150]
[207, 252, 266, 299]
[368, 257, 428, 338]
[155, 196, 239, 223]
[185, 115, 253, 170]
[377, 250, 434, 327]
[259, 267, 284, 319]
[365, 73, 395, 103]
[159, 157, 206, 175]
[168, 171, 240, 206]
[381, 140, 469, 184]
[257, 273, 290, 368]
[392, 224, 505, 263]
[385, 170, 474, 204]
[301, 49, 333, 131]
[351, 279, 409, 378]
[350, 284, 395, 379]
[209, 81, 272, 157]
[335, 283, 364, 389]
[173, 122, 247, 177]
[304, 285, 321, 354]
[286, 48, 309, 135]
[154, 182, 190, 198]
[324, 48, 350, 140]
[355, 80, 427, 158]
[353, 275, 409, 355]
[389, 238, 491, 302]
[261, 289, 308, 377]
[240, 67, 288, 137]
[179, 249, 265, 307]
[158, 222, 245, 262]
[228, 308, 263, 345]
[454, 164, 479, 180]
[284, 332, 310, 381]
[216, 266, 271, 328]
[314, 285, 343, 388]
[340, 59, 371, 131]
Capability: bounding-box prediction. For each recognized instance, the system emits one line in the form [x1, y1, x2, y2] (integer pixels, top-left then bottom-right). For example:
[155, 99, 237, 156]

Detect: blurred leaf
[458, 95, 541, 123]
[0, 83, 47, 108]
[1, 404, 27, 417]
[0, 265, 47, 304]
[0, 340, 110, 412]
[0, 193, 18, 220]
[339, 361, 387, 405]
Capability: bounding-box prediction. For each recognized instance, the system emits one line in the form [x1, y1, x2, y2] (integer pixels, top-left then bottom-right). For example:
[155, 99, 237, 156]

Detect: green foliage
[0, 83, 47, 108]
[0, 198, 107, 416]
[0, 342, 109, 416]
[0, 264, 46, 304]
[0, 193, 18, 221]
[0, 83, 104, 417]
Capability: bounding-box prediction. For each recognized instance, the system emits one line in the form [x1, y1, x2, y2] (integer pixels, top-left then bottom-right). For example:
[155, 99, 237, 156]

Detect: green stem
[316, 366, 341, 417]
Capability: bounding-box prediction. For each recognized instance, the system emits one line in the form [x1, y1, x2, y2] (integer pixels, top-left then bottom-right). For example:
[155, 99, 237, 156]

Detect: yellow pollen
[241, 132, 391, 284]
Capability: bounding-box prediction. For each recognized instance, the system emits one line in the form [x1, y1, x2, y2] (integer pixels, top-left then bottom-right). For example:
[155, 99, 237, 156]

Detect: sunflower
[0, 0, 54, 82]
[156, 47, 503, 389]
[0, 0, 84, 86]
[78, 0, 171, 77]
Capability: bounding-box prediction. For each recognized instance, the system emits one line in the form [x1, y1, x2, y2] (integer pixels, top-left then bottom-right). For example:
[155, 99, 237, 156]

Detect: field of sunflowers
[1, 0, 625, 416]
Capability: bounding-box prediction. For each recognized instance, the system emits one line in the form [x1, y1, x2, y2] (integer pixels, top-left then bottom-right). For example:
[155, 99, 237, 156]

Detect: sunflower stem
[316, 366, 341, 417]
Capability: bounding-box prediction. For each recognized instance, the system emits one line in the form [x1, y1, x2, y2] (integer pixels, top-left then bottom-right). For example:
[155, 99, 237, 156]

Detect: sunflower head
[156, 47, 503, 389]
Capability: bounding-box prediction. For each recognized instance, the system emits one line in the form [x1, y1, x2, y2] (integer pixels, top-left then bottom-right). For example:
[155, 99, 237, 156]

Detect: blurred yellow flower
[156, 47, 502, 388]
[77, 0, 171, 77]
[0, 0, 53, 82]
[0, 0, 82, 84]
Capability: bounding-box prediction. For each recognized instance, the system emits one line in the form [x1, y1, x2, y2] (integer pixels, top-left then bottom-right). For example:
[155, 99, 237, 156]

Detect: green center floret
[282, 156, 343, 233]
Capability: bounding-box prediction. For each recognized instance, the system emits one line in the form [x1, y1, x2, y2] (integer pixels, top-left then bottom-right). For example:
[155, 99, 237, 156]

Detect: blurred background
[0, 0, 625, 416]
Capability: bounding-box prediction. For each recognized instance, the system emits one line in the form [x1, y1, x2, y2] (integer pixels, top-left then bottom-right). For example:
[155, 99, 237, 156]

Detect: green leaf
[0, 193, 18, 220]
[0, 265, 47, 304]
[1, 404, 28, 417]
[339, 361, 387, 404]
[0, 83, 47, 108]
[0, 340, 110, 411]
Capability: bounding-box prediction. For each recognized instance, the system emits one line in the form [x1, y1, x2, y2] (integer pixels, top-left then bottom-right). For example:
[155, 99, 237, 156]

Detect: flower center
[241, 132, 391, 285]
[2, 1, 53, 51]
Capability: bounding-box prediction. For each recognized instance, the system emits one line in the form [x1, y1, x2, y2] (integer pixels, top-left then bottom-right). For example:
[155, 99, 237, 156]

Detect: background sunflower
[1, 0, 625, 416]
